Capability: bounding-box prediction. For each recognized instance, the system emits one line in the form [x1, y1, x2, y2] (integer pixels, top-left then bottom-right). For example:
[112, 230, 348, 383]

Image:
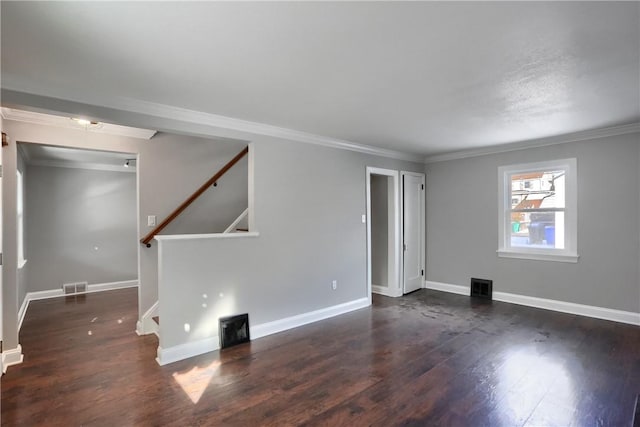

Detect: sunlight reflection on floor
[172, 360, 222, 404]
[499, 347, 574, 421]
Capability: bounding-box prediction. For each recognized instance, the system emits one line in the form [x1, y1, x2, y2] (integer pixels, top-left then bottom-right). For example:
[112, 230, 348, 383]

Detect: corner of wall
[1, 344, 24, 373]
[136, 300, 159, 336]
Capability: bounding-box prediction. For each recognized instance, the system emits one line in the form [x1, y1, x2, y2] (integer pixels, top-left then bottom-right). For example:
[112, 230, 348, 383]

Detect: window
[498, 158, 578, 263]
[17, 169, 26, 268]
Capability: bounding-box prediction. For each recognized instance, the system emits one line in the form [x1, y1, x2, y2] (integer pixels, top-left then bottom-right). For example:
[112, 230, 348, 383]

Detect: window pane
[510, 211, 565, 249]
[510, 170, 565, 209]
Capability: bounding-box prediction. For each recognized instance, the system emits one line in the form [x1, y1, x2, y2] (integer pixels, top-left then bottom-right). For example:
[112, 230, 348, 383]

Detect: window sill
[497, 250, 579, 263]
[18, 259, 27, 269]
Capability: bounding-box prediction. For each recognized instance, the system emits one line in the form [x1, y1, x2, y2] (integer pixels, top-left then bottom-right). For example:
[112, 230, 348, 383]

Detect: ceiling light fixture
[71, 117, 102, 129]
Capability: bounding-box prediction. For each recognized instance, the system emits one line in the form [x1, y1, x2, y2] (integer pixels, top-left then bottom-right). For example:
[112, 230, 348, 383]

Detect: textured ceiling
[2, 2, 639, 156]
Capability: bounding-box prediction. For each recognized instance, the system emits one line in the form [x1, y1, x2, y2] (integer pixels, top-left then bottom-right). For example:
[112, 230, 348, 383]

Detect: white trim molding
[3, 78, 638, 165]
[136, 300, 159, 337]
[424, 280, 469, 296]
[2, 345, 24, 373]
[251, 297, 370, 340]
[424, 280, 640, 326]
[155, 297, 370, 366]
[424, 123, 640, 163]
[1, 107, 157, 139]
[496, 250, 579, 263]
[497, 158, 578, 263]
[492, 291, 640, 326]
[223, 208, 249, 234]
[1, 79, 420, 162]
[155, 231, 259, 241]
[366, 167, 401, 304]
[157, 336, 219, 366]
[372, 285, 403, 298]
[18, 280, 139, 331]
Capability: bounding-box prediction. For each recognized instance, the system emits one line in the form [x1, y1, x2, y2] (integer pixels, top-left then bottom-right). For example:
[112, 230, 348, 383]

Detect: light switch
[148, 215, 156, 227]
[361, 214, 366, 224]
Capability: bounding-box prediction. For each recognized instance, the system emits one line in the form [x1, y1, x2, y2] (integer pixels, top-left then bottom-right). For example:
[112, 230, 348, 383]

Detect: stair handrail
[140, 146, 249, 247]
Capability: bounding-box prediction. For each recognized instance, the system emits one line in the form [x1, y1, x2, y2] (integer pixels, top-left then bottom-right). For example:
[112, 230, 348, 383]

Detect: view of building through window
[509, 170, 566, 249]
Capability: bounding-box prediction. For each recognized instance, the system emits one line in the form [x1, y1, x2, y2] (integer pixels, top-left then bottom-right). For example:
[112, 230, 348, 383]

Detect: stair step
[236, 228, 249, 232]
[152, 316, 159, 325]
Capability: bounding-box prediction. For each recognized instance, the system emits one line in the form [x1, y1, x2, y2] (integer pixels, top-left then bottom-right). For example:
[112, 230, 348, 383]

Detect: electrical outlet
[147, 215, 156, 227]
[332, 280, 337, 290]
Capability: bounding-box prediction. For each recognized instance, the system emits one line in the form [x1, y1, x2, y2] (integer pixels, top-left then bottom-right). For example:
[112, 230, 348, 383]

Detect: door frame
[365, 167, 401, 302]
[400, 171, 426, 294]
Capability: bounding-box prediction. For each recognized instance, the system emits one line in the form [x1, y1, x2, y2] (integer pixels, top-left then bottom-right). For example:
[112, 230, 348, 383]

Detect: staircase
[136, 146, 250, 338]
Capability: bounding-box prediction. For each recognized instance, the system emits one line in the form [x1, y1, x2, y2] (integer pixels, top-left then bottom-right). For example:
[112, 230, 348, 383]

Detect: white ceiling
[20, 143, 135, 173]
[2, 2, 639, 157]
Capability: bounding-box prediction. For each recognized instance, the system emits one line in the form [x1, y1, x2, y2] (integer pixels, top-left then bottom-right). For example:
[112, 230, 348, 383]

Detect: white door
[403, 173, 424, 294]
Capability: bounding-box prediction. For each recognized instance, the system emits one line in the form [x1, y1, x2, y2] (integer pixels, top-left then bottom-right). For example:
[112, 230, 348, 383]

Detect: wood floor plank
[2, 287, 639, 426]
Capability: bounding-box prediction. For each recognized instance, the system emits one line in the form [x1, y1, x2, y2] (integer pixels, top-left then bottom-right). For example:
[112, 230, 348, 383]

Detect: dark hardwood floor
[2, 288, 639, 426]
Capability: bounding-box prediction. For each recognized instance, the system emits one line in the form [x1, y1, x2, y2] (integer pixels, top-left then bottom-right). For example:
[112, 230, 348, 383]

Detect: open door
[402, 172, 425, 294]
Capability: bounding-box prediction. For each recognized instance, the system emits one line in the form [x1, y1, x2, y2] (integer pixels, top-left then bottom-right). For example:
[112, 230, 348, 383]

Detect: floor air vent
[470, 278, 493, 300]
[63, 281, 88, 295]
[219, 314, 250, 349]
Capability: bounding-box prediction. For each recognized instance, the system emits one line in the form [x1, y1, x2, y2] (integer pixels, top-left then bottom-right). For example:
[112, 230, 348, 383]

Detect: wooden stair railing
[140, 146, 249, 247]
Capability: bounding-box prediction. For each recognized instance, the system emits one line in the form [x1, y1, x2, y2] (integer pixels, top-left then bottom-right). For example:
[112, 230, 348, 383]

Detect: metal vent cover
[63, 281, 89, 295]
[470, 278, 493, 300]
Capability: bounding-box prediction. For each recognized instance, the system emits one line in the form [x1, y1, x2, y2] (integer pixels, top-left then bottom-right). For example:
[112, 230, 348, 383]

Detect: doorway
[16, 143, 140, 329]
[366, 167, 401, 300]
[401, 171, 425, 294]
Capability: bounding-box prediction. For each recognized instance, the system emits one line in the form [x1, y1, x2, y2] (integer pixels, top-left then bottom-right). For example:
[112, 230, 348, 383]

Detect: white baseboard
[18, 280, 139, 331]
[136, 300, 159, 337]
[155, 297, 370, 366]
[372, 284, 403, 298]
[492, 291, 640, 326]
[87, 280, 139, 293]
[157, 336, 219, 366]
[2, 345, 24, 373]
[424, 280, 640, 326]
[250, 297, 370, 340]
[424, 280, 469, 296]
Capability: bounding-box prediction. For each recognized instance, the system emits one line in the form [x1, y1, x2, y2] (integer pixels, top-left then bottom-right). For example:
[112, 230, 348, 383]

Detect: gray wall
[2, 120, 248, 340]
[425, 132, 640, 313]
[158, 137, 424, 349]
[371, 174, 388, 287]
[25, 165, 137, 292]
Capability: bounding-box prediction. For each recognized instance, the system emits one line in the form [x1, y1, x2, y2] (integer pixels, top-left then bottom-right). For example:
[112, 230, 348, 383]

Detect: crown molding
[0, 106, 157, 140]
[5, 76, 636, 165]
[1, 76, 423, 162]
[111, 97, 423, 162]
[424, 122, 640, 163]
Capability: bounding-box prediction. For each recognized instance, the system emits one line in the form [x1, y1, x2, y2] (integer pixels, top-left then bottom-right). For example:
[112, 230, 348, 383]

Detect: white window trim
[497, 158, 579, 263]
